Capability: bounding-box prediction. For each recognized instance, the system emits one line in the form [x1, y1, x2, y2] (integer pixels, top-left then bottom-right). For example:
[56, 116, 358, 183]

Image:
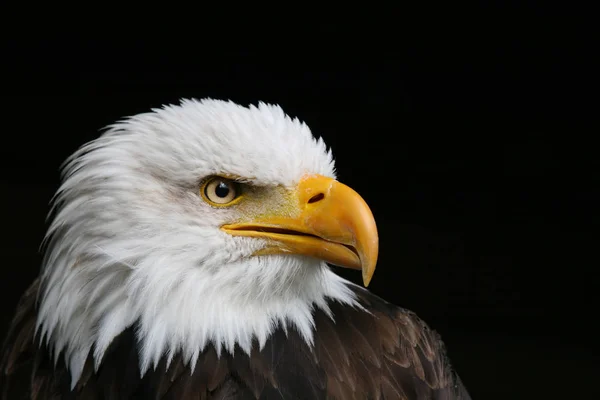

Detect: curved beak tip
[359, 240, 378, 287]
[363, 275, 372, 287]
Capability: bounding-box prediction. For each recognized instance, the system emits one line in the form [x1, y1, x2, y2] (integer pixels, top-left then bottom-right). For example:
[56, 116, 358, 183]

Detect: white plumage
[36, 99, 359, 388]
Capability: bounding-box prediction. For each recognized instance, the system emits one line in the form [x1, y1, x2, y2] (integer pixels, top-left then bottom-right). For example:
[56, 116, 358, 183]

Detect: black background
[1, 6, 598, 399]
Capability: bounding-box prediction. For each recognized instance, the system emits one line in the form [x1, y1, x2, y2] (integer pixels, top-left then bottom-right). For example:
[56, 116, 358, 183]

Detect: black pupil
[215, 182, 230, 198]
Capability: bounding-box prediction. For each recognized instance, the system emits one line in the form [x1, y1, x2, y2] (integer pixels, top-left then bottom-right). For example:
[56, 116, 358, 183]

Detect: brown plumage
[1, 278, 471, 399]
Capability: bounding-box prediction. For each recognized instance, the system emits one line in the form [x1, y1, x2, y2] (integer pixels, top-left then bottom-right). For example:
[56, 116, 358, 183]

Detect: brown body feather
[0, 279, 471, 399]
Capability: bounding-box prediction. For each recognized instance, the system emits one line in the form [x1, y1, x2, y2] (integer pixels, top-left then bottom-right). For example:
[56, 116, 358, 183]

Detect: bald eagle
[0, 99, 471, 399]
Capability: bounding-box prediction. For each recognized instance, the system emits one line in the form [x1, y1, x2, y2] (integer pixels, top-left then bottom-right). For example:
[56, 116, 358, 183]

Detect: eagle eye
[201, 177, 242, 206]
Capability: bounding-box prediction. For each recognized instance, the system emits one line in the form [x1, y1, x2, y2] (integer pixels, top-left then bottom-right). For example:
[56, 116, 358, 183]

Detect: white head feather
[35, 98, 359, 388]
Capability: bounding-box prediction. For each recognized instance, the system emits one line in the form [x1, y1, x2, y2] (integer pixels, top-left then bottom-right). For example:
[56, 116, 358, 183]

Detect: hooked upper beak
[221, 174, 379, 286]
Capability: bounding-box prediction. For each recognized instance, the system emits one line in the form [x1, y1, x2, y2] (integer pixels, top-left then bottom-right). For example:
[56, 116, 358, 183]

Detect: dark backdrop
[1, 8, 597, 400]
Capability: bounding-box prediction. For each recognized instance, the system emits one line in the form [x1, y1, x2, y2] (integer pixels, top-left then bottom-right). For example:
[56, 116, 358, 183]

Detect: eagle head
[36, 99, 379, 387]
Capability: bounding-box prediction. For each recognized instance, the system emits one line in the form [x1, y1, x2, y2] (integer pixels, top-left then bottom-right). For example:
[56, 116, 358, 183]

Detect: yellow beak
[221, 174, 379, 286]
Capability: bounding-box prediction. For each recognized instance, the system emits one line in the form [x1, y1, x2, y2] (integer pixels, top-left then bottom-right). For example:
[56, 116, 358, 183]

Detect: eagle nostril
[307, 193, 325, 204]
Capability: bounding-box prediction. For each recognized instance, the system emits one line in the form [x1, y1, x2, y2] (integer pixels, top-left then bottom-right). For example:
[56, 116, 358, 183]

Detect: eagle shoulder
[310, 285, 472, 400]
[0, 278, 45, 399]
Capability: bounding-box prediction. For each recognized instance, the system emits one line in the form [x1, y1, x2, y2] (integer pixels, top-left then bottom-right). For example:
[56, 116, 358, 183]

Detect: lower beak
[221, 174, 379, 287]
